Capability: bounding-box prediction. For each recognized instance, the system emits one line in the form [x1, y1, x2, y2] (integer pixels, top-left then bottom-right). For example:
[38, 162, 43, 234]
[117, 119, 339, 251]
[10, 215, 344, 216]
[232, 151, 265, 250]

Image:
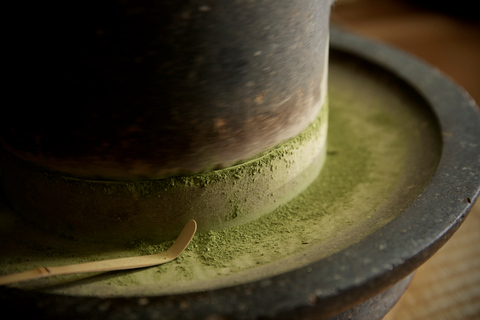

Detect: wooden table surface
[330, 1, 480, 319]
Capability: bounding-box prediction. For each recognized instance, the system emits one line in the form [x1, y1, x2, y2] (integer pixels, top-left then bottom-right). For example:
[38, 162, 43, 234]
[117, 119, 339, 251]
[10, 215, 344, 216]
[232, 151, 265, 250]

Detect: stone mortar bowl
[0, 28, 479, 320]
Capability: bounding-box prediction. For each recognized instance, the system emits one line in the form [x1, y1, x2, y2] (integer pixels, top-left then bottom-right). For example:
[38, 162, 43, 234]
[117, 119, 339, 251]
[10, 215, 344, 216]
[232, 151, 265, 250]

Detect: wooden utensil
[0, 220, 197, 286]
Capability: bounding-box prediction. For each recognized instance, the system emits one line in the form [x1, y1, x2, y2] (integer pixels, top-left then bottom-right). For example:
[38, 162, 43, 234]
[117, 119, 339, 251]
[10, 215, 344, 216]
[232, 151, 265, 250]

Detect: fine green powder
[0, 68, 441, 297]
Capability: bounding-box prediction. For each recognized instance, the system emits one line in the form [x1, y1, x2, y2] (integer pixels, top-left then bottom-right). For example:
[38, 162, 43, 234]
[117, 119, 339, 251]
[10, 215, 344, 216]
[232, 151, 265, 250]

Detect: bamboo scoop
[0, 220, 197, 286]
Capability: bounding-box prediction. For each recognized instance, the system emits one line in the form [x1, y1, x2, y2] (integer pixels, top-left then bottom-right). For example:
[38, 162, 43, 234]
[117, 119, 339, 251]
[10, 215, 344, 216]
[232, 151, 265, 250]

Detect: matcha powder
[0, 81, 440, 297]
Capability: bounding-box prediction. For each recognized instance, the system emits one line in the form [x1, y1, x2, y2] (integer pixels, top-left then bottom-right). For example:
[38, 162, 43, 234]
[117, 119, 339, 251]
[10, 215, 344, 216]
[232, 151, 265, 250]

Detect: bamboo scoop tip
[168, 219, 197, 254]
[188, 219, 198, 233]
[188, 219, 197, 229]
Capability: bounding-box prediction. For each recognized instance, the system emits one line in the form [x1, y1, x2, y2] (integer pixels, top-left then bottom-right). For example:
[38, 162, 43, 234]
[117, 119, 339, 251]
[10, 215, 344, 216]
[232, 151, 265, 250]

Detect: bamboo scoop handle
[0, 220, 197, 286]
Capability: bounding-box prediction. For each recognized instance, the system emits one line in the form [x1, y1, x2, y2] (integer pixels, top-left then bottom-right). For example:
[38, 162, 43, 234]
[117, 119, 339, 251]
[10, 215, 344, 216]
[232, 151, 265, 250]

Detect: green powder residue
[0, 68, 441, 297]
[90, 101, 327, 197]
[129, 239, 174, 256]
[183, 98, 371, 269]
